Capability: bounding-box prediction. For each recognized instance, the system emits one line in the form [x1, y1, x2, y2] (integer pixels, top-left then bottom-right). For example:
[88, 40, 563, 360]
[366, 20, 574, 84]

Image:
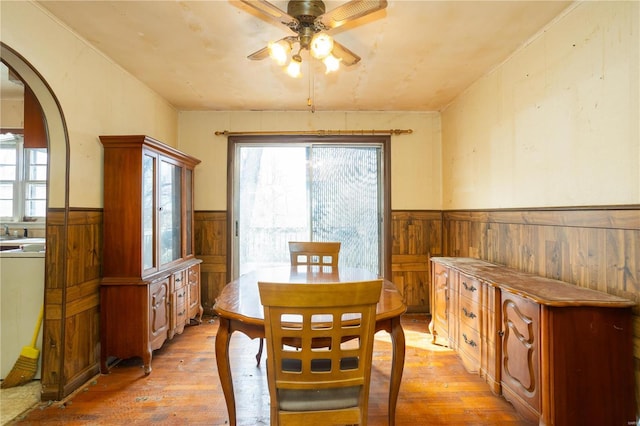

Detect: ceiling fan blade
[247, 36, 298, 60]
[247, 45, 270, 61]
[239, 0, 299, 29]
[317, 0, 388, 30]
[331, 40, 361, 66]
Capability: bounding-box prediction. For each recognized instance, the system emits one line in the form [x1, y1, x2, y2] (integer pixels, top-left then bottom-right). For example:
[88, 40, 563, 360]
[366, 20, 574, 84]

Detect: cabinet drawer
[459, 273, 480, 303]
[174, 289, 187, 318]
[172, 270, 186, 291]
[458, 295, 480, 331]
[458, 322, 481, 361]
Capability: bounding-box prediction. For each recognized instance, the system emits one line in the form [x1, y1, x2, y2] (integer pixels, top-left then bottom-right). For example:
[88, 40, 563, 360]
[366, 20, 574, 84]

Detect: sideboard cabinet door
[500, 290, 540, 423]
[187, 263, 203, 322]
[429, 262, 450, 345]
[149, 278, 170, 352]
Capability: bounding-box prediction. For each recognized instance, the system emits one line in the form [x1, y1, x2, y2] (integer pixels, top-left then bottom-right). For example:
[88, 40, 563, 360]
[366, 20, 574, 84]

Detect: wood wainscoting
[42, 209, 102, 401]
[194, 211, 228, 316]
[391, 211, 443, 312]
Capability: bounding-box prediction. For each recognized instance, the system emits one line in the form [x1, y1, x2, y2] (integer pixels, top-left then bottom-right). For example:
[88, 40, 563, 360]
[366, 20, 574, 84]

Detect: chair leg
[256, 338, 264, 366]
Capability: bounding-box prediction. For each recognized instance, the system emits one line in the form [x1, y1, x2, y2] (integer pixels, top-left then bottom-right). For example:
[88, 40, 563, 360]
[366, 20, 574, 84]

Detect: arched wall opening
[1, 42, 71, 401]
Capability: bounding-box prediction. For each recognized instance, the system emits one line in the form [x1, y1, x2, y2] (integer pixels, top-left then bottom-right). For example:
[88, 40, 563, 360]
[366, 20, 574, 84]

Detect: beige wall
[0, 99, 23, 128]
[178, 111, 441, 211]
[0, 1, 178, 208]
[441, 1, 640, 209]
[4, 1, 636, 212]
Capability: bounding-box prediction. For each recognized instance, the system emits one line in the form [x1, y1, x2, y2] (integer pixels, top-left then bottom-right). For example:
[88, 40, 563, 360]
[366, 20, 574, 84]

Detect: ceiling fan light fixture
[286, 55, 303, 78]
[268, 40, 291, 66]
[310, 32, 334, 59]
[323, 54, 341, 74]
[243, 0, 389, 82]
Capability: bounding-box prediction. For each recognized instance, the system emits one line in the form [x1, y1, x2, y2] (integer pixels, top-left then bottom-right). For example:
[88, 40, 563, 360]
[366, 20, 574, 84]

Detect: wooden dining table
[213, 265, 407, 426]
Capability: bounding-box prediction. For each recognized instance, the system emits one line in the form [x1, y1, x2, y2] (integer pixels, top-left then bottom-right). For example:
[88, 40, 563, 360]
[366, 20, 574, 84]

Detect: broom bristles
[2, 306, 43, 389]
[1, 353, 39, 389]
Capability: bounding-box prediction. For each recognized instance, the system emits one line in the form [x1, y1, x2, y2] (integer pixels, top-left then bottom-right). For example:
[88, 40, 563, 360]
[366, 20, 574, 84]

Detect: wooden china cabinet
[99, 135, 202, 375]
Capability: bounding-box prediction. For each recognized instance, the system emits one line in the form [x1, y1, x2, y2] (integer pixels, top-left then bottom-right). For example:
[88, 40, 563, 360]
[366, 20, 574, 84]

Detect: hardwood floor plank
[10, 315, 530, 425]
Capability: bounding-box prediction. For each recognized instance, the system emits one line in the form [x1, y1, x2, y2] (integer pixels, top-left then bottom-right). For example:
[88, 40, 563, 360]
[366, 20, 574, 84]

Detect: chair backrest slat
[288, 241, 341, 267]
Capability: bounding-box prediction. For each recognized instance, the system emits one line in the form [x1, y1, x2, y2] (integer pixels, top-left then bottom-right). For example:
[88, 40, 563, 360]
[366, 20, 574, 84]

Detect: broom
[1, 306, 43, 389]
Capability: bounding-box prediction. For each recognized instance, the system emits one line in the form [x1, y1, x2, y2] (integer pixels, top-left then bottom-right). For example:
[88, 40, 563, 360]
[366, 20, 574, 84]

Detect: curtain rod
[214, 129, 413, 136]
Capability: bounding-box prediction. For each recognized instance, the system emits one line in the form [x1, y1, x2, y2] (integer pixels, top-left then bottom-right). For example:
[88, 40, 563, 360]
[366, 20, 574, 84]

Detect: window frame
[0, 131, 47, 222]
[227, 135, 391, 282]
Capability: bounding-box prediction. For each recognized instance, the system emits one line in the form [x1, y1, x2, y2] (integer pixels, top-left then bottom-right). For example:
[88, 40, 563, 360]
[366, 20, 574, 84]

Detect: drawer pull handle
[462, 307, 477, 319]
[463, 333, 477, 347]
[462, 282, 477, 292]
[175, 278, 182, 282]
[498, 330, 505, 337]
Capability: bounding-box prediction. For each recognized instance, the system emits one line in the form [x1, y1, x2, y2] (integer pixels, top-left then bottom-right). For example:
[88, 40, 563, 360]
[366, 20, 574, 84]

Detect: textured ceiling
[32, 0, 572, 112]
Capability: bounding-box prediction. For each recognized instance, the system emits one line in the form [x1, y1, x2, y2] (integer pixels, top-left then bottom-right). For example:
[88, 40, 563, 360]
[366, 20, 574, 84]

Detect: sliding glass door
[230, 137, 388, 279]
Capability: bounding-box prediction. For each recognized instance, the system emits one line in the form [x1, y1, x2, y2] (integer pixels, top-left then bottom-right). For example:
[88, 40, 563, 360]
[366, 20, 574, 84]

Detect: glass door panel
[311, 146, 381, 272]
[142, 153, 156, 271]
[235, 143, 382, 277]
[159, 159, 181, 265]
[237, 146, 308, 275]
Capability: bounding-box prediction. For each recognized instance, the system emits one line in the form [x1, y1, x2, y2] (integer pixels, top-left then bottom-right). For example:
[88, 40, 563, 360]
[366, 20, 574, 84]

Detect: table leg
[388, 316, 406, 426]
[215, 317, 236, 426]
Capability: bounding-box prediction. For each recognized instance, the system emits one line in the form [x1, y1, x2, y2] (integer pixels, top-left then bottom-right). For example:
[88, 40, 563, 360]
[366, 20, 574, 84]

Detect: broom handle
[30, 306, 44, 348]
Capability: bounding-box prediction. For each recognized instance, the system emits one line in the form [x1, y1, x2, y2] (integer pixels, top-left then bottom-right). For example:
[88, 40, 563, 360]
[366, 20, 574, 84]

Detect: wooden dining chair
[255, 241, 342, 366]
[288, 241, 341, 267]
[258, 280, 382, 426]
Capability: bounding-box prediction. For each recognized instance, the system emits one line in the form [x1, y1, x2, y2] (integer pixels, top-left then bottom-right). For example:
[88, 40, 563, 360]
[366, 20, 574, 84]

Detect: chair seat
[278, 386, 361, 412]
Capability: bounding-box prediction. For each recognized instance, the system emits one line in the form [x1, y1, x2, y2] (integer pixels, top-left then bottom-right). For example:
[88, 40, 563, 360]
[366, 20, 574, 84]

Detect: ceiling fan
[240, 0, 388, 77]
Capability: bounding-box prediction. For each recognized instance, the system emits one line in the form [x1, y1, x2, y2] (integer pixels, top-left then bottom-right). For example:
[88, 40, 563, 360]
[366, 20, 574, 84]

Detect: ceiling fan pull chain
[308, 61, 316, 113]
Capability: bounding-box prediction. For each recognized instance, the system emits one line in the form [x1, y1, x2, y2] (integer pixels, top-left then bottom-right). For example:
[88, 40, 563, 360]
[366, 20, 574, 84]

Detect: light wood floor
[10, 315, 530, 425]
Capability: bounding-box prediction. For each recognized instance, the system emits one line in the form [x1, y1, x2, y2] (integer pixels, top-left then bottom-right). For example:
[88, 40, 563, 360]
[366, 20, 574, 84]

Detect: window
[0, 132, 47, 221]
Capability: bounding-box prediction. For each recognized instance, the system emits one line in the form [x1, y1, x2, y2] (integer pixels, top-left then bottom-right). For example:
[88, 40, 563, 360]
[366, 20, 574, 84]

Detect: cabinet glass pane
[159, 160, 181, 265]
[143, 154, 155, 270]
[186, 168, 193, 256]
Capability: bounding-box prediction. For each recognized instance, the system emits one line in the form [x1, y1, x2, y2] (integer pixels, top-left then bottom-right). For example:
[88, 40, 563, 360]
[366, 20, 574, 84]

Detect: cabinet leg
[428, 319, 437, 344]
[100, 359, 109, 375]
[142, 350, 152, 375]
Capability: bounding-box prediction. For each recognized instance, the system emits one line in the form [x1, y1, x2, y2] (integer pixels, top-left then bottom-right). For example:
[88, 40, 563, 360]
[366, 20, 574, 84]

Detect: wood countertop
[431, 257, 635, 308]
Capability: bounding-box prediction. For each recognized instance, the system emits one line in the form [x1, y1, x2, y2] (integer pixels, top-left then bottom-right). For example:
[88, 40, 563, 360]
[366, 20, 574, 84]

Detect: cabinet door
[159, 158, 182, 266]
[187, 263, 201, 320]
[500, 291, 540, 421]
[149, 278, 170, 351]
[430, 263, 449, 344]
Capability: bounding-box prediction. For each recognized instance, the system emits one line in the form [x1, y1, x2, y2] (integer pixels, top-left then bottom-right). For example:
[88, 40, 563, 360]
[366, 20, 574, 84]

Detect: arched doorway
[1, 43, 71, 401]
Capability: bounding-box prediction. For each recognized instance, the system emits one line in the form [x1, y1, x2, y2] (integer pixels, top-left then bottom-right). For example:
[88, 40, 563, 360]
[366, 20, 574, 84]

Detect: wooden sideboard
[429, 257, 636, 425]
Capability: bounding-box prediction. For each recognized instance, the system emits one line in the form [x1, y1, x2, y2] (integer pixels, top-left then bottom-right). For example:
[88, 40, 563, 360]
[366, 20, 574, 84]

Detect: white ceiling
[32, 0, 572, 112]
